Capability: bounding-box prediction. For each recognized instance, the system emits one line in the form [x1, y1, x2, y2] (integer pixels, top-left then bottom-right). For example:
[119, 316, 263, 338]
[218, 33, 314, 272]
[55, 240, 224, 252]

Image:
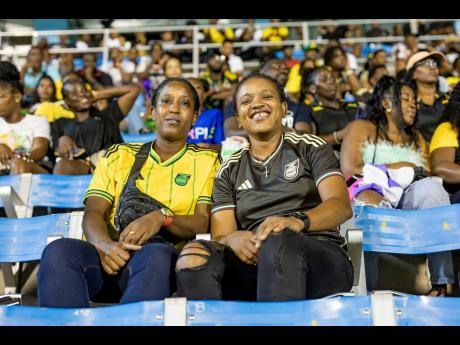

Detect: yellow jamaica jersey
[84, 142, 221, 240]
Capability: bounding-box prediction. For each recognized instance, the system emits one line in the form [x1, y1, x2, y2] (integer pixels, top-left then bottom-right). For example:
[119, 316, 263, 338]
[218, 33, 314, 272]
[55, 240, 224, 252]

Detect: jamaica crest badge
[175, 173, 191, 186]
[284, 159, 299, 180]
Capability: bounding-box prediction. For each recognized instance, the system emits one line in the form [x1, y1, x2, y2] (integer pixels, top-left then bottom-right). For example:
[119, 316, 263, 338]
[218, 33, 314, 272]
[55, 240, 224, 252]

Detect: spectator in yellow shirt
[430, 82, 460, 203]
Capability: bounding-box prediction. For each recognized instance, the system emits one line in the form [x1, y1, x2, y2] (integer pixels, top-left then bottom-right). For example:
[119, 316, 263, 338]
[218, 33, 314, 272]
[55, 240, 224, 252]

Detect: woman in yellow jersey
[38, 78, 221, 307]
[431, 82, 460, 204]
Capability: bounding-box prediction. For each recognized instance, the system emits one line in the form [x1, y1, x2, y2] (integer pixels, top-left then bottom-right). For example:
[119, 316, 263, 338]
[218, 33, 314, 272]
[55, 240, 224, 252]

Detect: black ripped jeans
[176, 230, 354, 301]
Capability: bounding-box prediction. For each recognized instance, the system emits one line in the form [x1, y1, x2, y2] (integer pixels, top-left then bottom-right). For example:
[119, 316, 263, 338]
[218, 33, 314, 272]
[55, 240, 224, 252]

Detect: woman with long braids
[340, 75, 454, 296]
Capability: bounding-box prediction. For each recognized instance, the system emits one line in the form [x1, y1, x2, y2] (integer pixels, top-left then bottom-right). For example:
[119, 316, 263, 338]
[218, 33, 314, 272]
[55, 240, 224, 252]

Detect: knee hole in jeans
[176, 243, 211, 270]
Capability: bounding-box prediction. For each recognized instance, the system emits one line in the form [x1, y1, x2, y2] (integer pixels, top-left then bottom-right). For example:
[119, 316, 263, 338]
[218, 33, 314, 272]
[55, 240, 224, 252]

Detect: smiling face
[151, 81, 198, 142]
[63, 81, 93, 112]
[235, 77, 287, 137]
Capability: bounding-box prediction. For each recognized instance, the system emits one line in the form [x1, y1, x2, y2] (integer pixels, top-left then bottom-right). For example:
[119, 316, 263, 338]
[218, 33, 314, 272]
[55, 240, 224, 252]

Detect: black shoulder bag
[114, 142, 178, 244]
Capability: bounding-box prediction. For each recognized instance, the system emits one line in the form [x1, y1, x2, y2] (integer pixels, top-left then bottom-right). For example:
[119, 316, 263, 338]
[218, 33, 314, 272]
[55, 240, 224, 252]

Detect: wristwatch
[160, 208, 174, 227]
[291, 212, 310, 232]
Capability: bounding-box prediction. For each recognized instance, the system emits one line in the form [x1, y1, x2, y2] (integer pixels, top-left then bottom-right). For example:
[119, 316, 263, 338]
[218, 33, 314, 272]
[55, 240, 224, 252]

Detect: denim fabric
[176, 231, 353, 301]
[37, 238, 178, 308]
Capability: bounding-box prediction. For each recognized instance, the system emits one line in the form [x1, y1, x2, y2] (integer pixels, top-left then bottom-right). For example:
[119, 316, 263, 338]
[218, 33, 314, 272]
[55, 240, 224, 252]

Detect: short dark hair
[260, 59, 285, 74]
[62, 78, 86, 99]
[151, 77, 200, 112]
[0, 61, 24, 94]
[324, 46, 346, 67]
[232, 74, 286, 113]
[187, 77, 209, 93]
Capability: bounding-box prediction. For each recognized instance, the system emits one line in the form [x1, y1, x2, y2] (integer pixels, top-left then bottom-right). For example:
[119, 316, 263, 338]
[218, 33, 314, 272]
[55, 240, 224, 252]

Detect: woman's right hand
[56, 136, 77, 159]
[226, 231, 259, 265]
[96, 240, 134, 275]
[0, 144, 13, 165]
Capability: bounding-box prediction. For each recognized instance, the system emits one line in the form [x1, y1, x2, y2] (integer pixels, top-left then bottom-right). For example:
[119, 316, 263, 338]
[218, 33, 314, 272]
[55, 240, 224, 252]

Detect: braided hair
[365, 75, 419, 147]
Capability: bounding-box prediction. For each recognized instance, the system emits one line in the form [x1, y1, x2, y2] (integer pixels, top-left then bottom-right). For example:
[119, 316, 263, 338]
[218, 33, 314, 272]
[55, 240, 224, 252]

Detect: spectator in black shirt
[323, 45, 361, 97]
[224, 59, 314, 139]
[301, 66, 358, 151]
[52, 79, 139, 175]
[176, 74, 353, 301]
[405, 50, 448, 143]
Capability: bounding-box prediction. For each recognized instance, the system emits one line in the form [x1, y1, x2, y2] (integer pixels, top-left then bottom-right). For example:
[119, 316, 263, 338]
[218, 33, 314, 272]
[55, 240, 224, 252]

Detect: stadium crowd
[2, 19, 460, 306]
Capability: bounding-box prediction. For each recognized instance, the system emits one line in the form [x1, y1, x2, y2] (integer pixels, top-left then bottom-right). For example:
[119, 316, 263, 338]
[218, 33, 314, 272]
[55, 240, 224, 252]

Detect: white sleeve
[31, 116, 51, 141]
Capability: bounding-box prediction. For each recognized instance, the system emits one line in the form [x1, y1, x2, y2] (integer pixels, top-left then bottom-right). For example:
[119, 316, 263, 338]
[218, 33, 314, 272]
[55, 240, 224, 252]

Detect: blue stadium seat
[0, 301, 165, 326]
[0, 213, 82, 263]
[187, 296, 373, 326]
[0, 211, 84, 294]
[353, 204, 460, 254]
[29, 174, 91, 209]
[0, 175, 22, 208]
[394, 295, 460, 326]
[4, 293, 460, 326]
[121, 132, 156, 143]
[0, 174, 91, 218]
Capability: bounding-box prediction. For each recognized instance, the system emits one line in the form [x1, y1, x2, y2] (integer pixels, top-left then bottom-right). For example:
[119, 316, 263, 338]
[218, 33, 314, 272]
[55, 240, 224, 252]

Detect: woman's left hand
[119, 210, 165, 246]
[254, 216, 304, 249]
